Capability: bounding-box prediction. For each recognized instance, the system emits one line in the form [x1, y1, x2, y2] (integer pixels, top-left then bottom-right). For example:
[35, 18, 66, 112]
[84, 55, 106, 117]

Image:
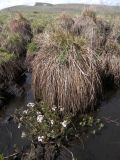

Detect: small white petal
[38, 136, 44, 142]
[21, 132, 26, 138]
[61, 120, 67, 128]
[37, 115, 44, 123]
[52, 106, 57, 111]
[37, 111, 42, 115]
[27, 102, 35, 108]
[23, 110, 28, 114]
[60, 107, 64, 112]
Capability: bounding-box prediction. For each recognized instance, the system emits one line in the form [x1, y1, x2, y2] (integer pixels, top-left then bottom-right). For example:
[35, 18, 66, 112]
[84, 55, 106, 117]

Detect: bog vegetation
[0, 6, 120, 160]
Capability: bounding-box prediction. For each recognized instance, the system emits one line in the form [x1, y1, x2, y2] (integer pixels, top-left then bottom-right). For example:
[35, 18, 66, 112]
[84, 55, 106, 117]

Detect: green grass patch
[27, 41, 39, 54]
[0, 48, 14, 64]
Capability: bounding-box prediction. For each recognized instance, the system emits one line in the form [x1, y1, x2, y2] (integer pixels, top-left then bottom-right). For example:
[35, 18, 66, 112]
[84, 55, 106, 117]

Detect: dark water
[71, 90, 120, 160]
[0, 73, 34, 156]
[0, 74, 120, 160]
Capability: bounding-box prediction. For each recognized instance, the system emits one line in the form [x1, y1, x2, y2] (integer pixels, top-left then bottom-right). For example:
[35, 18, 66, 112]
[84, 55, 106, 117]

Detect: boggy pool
[0, 73, 120, 160]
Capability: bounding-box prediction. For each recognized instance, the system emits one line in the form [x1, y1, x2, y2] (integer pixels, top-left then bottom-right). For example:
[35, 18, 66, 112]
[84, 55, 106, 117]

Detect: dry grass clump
[100, 22, 120, 86]
[55, 13, 74, 31]
[0, 50, 24, 86]
[9, 13, 33, 43]
[1, 33, 26, 58]
[105, 22, 120, 51]
[72, 10, 111, 53]
[101, 53, 120, 86]
[95, 18, 111, 50]
[72, 16, 99, 50]
[0, 13, 32, 58]
[32, 25, 102, 114]
[81, 8, 97, 22]
[32, 9, 120, 115]
[45, 26, 87, 49]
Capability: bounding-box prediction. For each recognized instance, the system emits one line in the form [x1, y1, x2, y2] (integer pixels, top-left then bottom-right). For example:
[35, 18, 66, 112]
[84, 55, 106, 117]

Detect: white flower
[37, 111, 42, 115]
[21, 132, 26, 138]
[61, 120, 67, 128]
[37, 115, 44, 123]
[23, 110, 28, 114]
[38, 136, 44, 142]
[52, 105, 57, 111]
[18, 123, 21, 129]
[60, 107, 64, 112]
[50, 120, 54, 125]
[27, 102, 35, 108]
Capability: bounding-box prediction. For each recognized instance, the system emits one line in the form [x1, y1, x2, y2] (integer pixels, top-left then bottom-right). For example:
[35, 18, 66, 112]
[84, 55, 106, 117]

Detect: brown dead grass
[101, 22, 120, 86]
[55, 13, 74, 31]
[0, 14, 33, 58]
[0, 59, 24, 87]
[32, 28, 102, 114]
[2, 33, 27, 58]
[72, 11, 111, 53]
[81, 8, 97, 22]
[32, 9, 120, 114]
[10, 13, 33, 43]
[72, 16, 99, 50]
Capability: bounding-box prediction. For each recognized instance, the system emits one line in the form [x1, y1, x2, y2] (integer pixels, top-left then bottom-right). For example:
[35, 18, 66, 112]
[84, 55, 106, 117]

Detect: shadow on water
[1, 73, 120, 160]
[0, 73, 34, 156]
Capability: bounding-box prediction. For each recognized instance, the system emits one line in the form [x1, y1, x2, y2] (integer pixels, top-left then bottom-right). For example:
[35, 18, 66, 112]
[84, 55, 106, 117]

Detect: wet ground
[0, 74, 120, 160]
[0, 73, 33, 156]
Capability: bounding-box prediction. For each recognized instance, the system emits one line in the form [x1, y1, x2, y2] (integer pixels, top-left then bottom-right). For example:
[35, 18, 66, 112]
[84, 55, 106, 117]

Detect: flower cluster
[16, 102, 104, 145]
[16, 102, 71, 143]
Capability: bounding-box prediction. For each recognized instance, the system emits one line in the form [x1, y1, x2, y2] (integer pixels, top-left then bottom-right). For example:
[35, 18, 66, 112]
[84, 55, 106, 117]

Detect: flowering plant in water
[16, 101, 71, 143]
[15, 102, 105, 160]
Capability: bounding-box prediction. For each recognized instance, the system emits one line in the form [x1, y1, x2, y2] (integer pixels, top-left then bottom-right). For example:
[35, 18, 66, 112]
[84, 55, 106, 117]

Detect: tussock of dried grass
[32, 29, 102, 114]
[101, 53, 120, 86]
[0, 14, 33, 58]
[100, 23, 120, 86]
[0, 59, 24, 86]
[32, 12, 102, 114]
[72, 16, 99, 49]
[55, 13, 74, 31]
[2, 33, 27, 58]
[32, 9, 120, 114]
[81, 8, 97, 22]
[10, 13, 33, 43]
[72, 12, 111, 52]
